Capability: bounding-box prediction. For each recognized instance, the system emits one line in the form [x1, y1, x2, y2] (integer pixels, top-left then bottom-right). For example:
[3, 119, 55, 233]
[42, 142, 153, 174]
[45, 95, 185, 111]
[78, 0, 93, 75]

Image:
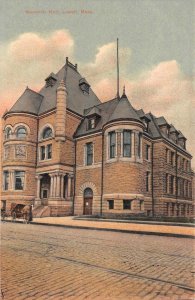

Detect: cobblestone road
[1, 222, 195, 300]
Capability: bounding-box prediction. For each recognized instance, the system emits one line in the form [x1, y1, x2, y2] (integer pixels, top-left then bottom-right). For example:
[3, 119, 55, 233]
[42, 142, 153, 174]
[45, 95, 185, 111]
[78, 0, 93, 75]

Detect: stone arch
[39, 123, 54, 141]
[78, 182, 98, 197]
[13, 123, 30, 135]
[4, 125, 13, 140]
[4, 124, 13, 132]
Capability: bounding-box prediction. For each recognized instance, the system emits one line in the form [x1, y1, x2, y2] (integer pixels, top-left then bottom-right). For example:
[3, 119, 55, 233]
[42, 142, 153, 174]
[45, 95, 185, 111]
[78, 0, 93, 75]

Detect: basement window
[108, 200, 114, 210]
[123, 200, 131, 210]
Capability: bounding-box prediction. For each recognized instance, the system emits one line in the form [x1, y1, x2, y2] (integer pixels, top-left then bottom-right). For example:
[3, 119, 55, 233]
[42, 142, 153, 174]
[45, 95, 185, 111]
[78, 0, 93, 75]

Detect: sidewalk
[28, 216, 195, 238]
[3, 216, 194, 238]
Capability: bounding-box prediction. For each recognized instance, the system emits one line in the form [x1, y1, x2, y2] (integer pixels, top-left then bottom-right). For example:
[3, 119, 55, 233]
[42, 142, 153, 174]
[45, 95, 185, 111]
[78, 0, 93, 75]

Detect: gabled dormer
[86, 106, 101, 130]
[79, 78, 90, 94]
[169, 124, 179, 143]
[156, 116, 171, 137]
[45, 72, 57, 87]
[178, 131, 186, 149]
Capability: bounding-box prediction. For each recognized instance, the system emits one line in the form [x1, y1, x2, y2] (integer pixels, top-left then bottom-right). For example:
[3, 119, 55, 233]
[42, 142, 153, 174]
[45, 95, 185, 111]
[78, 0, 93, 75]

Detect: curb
[3, 220, 194, 239]
[73, 217, 195, 227]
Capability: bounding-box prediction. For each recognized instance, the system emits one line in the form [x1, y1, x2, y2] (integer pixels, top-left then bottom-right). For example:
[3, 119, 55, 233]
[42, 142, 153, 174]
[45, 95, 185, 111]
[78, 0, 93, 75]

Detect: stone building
[1, 58, 194, 217]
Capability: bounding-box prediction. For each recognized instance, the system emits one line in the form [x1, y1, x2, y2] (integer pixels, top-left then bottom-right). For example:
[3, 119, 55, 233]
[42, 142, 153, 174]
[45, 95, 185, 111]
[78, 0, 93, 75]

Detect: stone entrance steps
[32, 206, 51, 218]
[32, 205, 72, 217]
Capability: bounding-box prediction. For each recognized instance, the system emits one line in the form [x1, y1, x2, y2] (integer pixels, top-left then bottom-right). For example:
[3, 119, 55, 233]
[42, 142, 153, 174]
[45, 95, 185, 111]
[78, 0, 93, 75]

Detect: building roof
[8, 60, 101, 116]
[39, 62, 101, 115]
[9, 88, 43, 115]
[155, 116, 170, 127]
[86, 106, 101, 117]
[107, 92, 142, 124]
[170, 124, 178, 133]
[178, 131, 186, 139]
[75, 93, 144, 137]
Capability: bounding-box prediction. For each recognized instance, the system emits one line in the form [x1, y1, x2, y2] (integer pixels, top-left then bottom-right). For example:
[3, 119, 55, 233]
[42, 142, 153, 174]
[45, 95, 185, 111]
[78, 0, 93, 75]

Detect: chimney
[55, 80, 67, 141]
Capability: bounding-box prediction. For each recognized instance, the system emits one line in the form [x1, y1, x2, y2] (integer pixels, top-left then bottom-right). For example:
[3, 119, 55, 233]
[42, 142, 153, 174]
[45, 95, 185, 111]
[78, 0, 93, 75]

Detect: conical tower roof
[107, 87, 142, 124]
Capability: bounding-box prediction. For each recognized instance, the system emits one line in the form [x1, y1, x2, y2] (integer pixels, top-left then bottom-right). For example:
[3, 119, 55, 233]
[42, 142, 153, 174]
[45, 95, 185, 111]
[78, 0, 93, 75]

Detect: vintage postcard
[1, 0, 194, 299]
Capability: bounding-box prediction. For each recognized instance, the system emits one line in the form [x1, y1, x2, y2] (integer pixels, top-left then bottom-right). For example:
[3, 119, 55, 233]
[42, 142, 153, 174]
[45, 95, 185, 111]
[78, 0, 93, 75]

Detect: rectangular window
[170, 152, 175, 166]
[146, 171, 150, 192]
[40, 146, 45, 160]
[88, 118, 95, 130]
[123, 200, 131, 210]
[123, 130, 131, 157]
[137, 133, 142, 158]
[166, 149, 169, 163]
[166, 174, 169, 193]
[15, 171, 25, 190]
[177, 155, 180, 168]
[3, 171, 9, 190]
[177, 178, 180, 196]
[182, 158, 185, 170]
[86, 142, 93, 165]
[109, 131, 116, 159]
[108, 200, 114, 210]
[146, 144, 150, 160]
[169, 175, 174, 194]
[47, 144, 52, 159]
[181, 178, 184, 196]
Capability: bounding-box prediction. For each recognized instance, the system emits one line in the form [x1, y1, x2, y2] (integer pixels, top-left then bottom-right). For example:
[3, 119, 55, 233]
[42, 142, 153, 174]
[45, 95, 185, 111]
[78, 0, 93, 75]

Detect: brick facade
[1, 59, 194, 218]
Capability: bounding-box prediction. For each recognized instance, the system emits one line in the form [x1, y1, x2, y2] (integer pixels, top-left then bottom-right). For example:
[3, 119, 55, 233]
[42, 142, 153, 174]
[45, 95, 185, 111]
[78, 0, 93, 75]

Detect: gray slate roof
[39, 63, 101, 115]
[170, 124, 178, 133]
[9, 88, 43, 115]
[8, 62, 101, 116]
[107, 93, 142, 124]
[75, 95, 144, 137]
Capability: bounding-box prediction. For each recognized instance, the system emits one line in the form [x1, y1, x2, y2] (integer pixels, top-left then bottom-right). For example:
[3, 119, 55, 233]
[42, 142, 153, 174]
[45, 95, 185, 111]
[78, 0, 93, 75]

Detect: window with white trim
[169, 175, 174, 194]
[40, 144, 52, 160]
[146, 171, 151, 192]
[88, 118, 95, 130]
[109, 131, 116, 159]
[40, 146, 46, 160]
[86, 142, 93, 166]
[42, 127, 53, 139]
[5, 128, 11, 140]
[137, 133, 142, 158]
[145, 144, 150, 160]
[47, 144, 52, 159]
[3, 171, 9, 190]
[123, 130, 131, 157]
[15, 171, 25, 190]
[16, 127, 27, 139]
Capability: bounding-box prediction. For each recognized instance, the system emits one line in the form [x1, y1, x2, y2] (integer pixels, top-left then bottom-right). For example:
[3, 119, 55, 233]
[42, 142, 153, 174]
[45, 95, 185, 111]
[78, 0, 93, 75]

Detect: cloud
[80, 42, 131, 82]
[0, 30, 74, 115]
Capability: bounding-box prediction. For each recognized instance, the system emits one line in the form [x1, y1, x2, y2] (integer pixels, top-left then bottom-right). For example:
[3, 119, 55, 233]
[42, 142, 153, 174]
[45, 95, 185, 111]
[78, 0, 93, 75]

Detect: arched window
[16, 127, 27, 138]
[5, 127, 11, 140]
[42, 127, 53, 139]
[84, 188, 93, 198]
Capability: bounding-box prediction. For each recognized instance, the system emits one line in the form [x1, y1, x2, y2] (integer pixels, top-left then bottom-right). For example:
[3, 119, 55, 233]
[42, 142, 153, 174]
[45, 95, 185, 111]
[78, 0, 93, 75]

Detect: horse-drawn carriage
[1, 203, 33, 223]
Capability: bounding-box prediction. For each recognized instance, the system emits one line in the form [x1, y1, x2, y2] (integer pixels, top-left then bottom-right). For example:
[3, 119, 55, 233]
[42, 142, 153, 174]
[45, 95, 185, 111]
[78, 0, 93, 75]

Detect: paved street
[1, 222, 195, 300]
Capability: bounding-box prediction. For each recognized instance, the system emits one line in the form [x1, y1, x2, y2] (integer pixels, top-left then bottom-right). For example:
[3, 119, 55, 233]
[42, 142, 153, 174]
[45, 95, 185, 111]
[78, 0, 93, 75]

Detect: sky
[0, 0, 194, 167]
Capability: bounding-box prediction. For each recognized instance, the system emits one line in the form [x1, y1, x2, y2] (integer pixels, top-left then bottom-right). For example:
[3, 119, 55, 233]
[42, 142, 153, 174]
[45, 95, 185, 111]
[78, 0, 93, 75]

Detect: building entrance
[83, 188, 93, 215]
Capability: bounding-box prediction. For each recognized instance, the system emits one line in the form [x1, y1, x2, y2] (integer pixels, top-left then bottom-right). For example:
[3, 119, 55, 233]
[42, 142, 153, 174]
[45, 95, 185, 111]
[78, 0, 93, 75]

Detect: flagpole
[117, 38, 119, 99]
